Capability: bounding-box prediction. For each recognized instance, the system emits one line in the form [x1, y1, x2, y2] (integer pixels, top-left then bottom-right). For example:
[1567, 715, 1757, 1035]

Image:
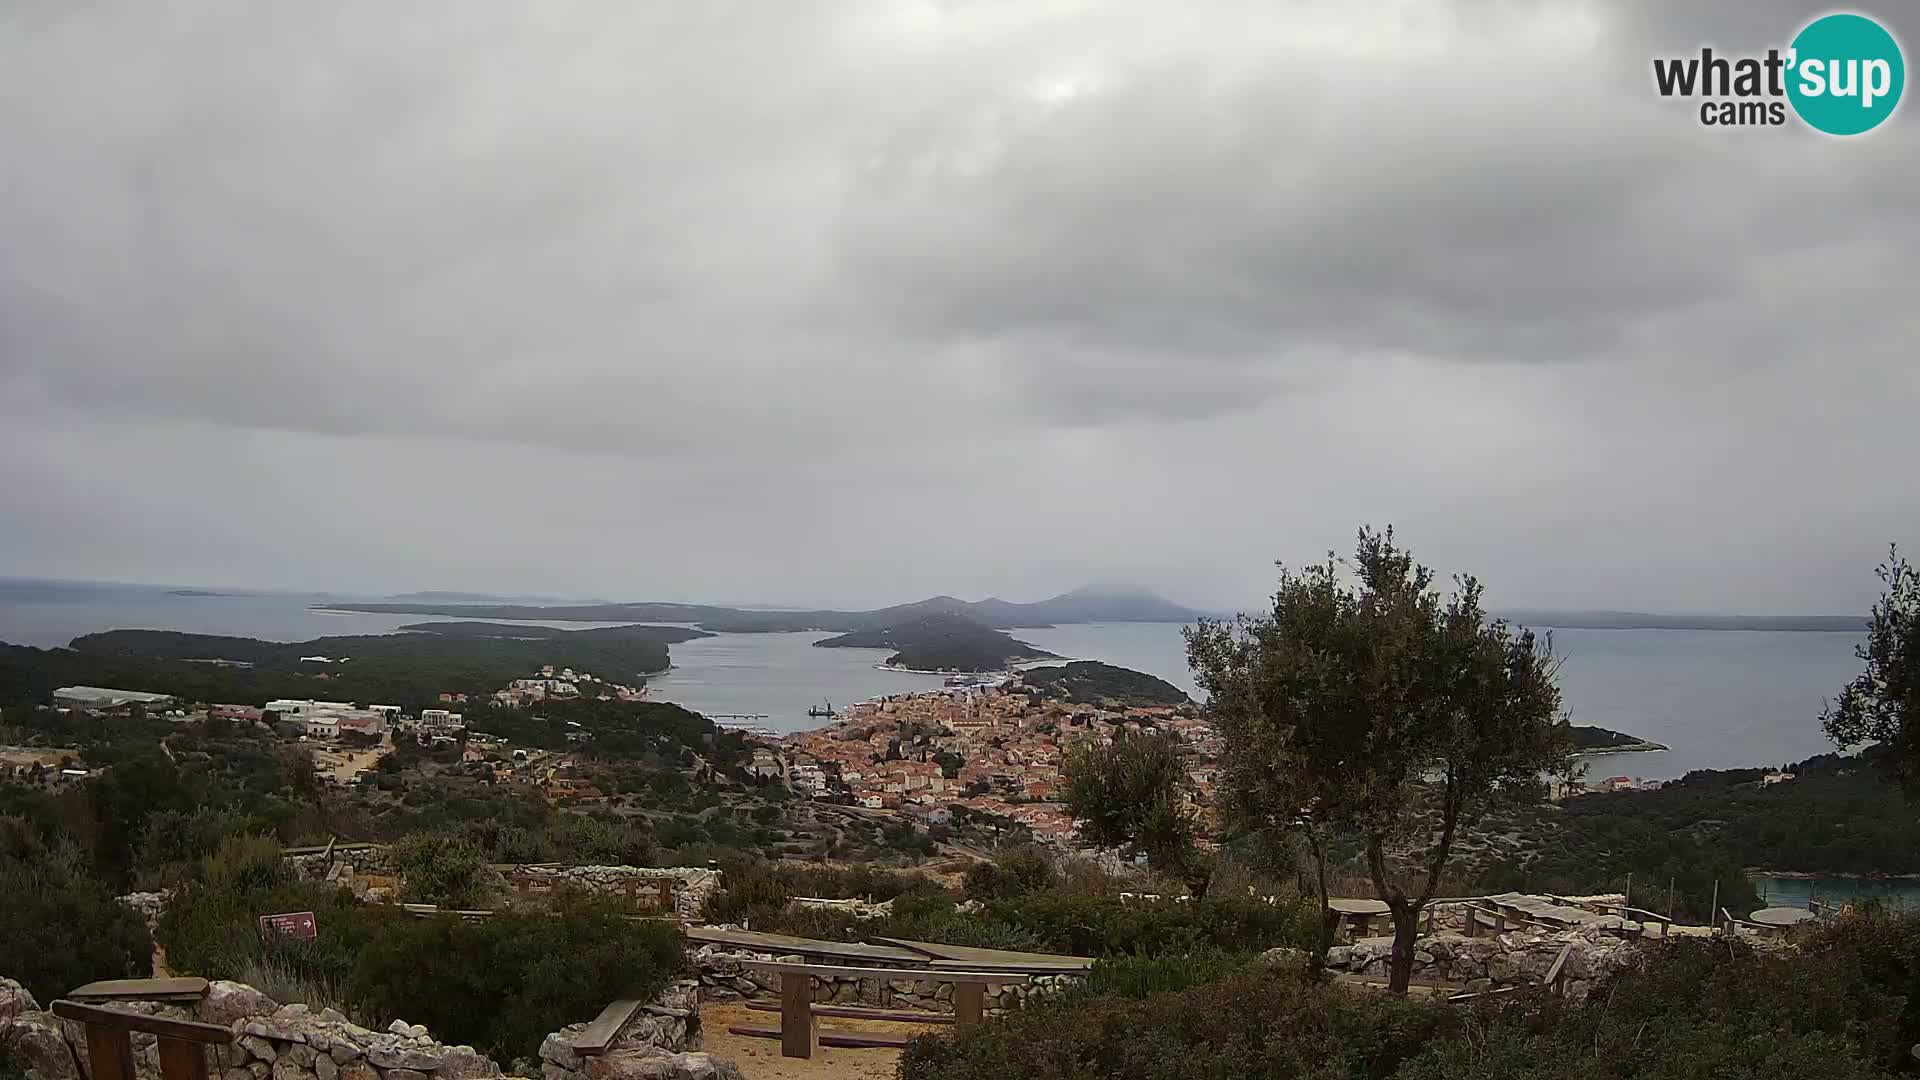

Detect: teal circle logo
[1787, 13, 1904, 135]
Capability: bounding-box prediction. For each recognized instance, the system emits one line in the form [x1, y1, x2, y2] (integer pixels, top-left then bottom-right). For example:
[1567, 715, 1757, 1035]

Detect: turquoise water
[1752, 876, 1920, 911]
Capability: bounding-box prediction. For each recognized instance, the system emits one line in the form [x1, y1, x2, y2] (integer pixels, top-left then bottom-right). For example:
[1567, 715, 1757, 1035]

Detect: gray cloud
[1, 0, 1916, 613]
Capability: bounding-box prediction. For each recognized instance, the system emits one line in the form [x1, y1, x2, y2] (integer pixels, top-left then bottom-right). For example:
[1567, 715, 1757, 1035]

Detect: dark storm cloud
[0, 1, 1915, 612]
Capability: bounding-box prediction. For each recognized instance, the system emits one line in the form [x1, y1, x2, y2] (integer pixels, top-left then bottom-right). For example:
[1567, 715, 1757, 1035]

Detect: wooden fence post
[779, 973, 817, 1059]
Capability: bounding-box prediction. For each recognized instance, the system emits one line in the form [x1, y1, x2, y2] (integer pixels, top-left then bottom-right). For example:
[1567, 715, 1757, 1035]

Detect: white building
[419, 708, 465, 733]
[52, 686, 175, 711]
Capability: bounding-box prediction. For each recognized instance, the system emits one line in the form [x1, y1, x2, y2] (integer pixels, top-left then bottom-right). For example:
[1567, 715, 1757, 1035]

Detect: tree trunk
[1386, 902, 1422, 993]
[1306, 831, 1334, 975]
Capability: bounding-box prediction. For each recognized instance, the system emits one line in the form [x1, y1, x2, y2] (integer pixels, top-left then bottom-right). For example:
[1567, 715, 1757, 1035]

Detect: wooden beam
[953, 982, 985, 1028]
[737, 961, 1029, 986]
[780, 973, 817, 1059]
[68, 978, 210, 1003]
[745, 1002, 954, 1025]
[51, 1002, 233, 1045]
[157, 1036, 211, 1080]
[727, 1026, 914, 1050]
[569, 999, 644, 1056]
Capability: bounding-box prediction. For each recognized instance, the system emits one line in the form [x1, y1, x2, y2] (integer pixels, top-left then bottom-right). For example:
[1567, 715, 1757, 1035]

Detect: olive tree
[1822, 545, 1919, 795]
[1062, 728, 1210, 895]
[1187, 527, 1570, 993]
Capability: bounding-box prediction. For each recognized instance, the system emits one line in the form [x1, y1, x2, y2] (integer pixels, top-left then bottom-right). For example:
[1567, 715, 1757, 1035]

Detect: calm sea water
[0, 579, 1867, 776]
[4, 579, 1900, 896]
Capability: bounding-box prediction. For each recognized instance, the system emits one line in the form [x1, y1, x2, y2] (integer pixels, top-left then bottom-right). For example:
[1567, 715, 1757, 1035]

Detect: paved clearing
[700, 1002, 945, 1080]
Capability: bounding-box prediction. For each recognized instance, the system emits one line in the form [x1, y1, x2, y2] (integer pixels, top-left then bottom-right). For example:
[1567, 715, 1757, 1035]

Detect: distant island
[313, 582, 1206, 633]
[1016, 660, 1191, 708]
[0, 623, 710, 711]
[1568, 724, 1669, 754]
[813, 613, 1059, 673]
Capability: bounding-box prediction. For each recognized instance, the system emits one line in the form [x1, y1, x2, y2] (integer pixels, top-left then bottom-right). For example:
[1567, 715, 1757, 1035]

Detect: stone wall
[282, 848, 719, 922]
[1319, 926, 1632, 1001]
[689, 945, 1082, 1014]
[0, 978, 732, 1080]
[504, 867, 719, 923]
[535, 983, 737, 1080]
[0, 979, 497, 1080]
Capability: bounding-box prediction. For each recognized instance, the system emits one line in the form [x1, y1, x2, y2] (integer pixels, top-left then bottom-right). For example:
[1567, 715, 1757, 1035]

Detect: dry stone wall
[689, 944, 1082, 1014]
[281, 848, 719, 922]
[0, 978, 731, 1080]
[1316, 926, 1633, 1001]
[535, 982, 737, 1080]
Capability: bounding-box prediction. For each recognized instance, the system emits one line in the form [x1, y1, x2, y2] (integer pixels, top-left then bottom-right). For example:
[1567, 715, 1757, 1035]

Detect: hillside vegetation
[814, 614, 1058, 672]
[0, 623, 702, 712]
[1017, 661, 1190, 707]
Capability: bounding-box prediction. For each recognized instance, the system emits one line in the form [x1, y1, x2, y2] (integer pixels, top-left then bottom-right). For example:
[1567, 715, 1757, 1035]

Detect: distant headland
[314, 583, 1207, 634]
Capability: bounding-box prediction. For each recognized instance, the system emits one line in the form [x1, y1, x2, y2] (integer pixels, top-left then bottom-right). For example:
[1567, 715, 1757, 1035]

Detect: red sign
[258, 911, 317, 941]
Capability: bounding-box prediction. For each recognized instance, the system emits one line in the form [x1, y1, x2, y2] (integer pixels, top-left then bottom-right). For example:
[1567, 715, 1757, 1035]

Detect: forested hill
[813, 614, 1058, 673]
[0, 624, 705, 711]
[319, 583, 1204, 632]
[1017, 661, 1191, 707]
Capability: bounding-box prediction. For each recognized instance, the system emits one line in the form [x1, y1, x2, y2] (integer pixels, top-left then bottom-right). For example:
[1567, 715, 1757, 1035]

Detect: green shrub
[390, 832, 497, 908]
[900, 965, 1454, 1080]
[1074, 951, 1252, 1000]
[1395, 936, 1902, 1080]
[963, 847, 1057, 900]
[347, 896, 686, 1062]
[0, 817, 153, 1005]
[981, 892, 1315, 957]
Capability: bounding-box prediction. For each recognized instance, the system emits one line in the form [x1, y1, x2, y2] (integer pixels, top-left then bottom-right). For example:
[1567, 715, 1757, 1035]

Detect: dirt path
[700, 1002, 944, 1080]
[320, 739, 390, 783]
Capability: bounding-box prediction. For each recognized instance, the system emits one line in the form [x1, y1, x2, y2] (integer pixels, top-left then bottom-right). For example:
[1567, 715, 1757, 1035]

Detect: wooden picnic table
[728, 961, 1029, 1059]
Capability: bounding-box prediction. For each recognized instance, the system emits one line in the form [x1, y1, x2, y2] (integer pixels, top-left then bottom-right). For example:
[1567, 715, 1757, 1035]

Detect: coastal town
[773, 676, 1219, 846]
[9, 659, 1710, 847]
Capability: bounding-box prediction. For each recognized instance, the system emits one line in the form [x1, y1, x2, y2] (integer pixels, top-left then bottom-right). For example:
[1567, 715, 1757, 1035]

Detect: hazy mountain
[322, 582, 1206, 632]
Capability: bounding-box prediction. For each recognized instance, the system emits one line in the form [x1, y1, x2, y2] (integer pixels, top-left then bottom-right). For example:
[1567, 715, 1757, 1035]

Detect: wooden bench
[726, 961, 1029, 1059]
[51, 1000, 231, 1080]
[69, 978, 210, 1005]
[567, 998, 645, 1056]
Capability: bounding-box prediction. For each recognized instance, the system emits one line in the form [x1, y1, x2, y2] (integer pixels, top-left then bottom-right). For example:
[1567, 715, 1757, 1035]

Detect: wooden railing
[50, 1001, 231, 1080]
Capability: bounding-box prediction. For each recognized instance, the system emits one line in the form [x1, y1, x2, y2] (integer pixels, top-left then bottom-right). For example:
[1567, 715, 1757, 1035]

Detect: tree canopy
[1823, 546, 1919, 797]
[1186, 526, 1571, 992]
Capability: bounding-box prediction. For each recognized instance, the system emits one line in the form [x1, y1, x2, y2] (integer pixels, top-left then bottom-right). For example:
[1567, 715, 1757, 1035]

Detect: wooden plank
[50, 1002, 232, 1045]
[1543, 943, 1574, 992]
[953, 982, 984, 1028]
[1447, 986, 1520, 1003]
[745, 1002, 955, 1025]
[686, 927, 927, 965]
[157, 1037, 210, 1080]
[873, 937, 1095, 973]
[569, 999, 643, 1056]
[84, 1019, 137, 1080]
[69, 979, 210, 1002]
[780, 973, 816, 1059]
[727, 1026, 914, 1050]
[738, 961, 1029, 985]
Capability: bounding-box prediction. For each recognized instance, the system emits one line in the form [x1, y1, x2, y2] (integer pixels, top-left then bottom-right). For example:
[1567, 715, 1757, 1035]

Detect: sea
[3, 576, 1905, 901]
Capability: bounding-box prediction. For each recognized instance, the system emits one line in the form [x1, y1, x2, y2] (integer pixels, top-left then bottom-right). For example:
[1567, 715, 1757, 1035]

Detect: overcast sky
[2, 1, 1914, 614]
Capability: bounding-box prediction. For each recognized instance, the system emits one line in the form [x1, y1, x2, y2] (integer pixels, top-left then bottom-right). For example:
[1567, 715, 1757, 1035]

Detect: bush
[348, 896, 686, 1062]
[899, 965, 1454, 1080]
[963, 847, 1057, 901]
[390, 832, 496, 908]
[1395, 936, 1902, 1080]
[981, 892, 1315, 957]
[0, 816, 153, 1004]
[1074, 951, 1251, 1000]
